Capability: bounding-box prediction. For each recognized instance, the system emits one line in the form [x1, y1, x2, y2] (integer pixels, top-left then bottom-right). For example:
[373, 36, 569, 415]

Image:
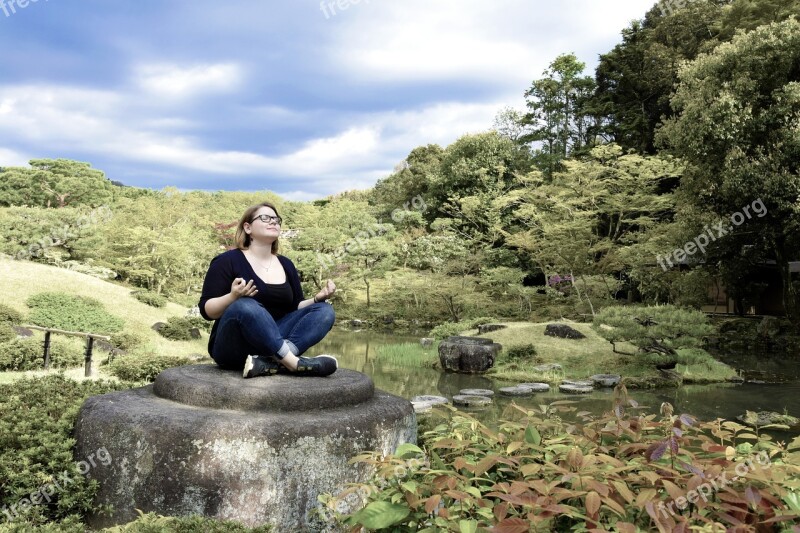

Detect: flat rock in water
[518, 382, 550, 393]
[559, 382, 594, 394]
[544, 324, 586, 340]
[411, 395, 449, 413]
[459, 388, 494, 397]
[562, 379, 594, 388]
[452, 395, 492, 407]
[590, 374, 621, 387]
[499, 386, 535, 397]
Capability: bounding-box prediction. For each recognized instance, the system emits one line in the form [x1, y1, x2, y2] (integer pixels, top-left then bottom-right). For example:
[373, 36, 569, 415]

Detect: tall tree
[0, 159, 115, 208]
[522, 53, 597, 177]
[658, 18, 800, 322]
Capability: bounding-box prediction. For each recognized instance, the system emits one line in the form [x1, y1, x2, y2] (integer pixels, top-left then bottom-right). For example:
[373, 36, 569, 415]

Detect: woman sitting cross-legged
[199, 201, 338, 378]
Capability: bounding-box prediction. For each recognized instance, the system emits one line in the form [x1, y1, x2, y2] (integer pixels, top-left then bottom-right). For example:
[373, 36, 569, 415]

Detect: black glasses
[252, 214, 282, 225]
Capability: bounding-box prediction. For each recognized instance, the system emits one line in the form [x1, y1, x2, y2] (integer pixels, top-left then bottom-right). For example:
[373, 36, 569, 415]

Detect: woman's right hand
[231, 278, 258, 299]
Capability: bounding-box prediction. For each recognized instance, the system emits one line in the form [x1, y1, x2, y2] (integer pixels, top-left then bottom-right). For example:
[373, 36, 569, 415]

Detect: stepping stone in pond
[518, 383, 550, 393]
[562, 379, 594, 388]
[559, 381, 594, 394]
[459, 389, 495, 397]
[499, 386, 535, 397]
[590, 374, 621, 387]
[411, 395, 449, 413]
[452, 395, 492, 407]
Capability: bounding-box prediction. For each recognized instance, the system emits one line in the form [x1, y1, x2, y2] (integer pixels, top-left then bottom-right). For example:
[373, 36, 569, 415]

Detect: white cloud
[329, 0, 652, 83]
[0, 147, 32, 167]
[135, 63, 243, 98]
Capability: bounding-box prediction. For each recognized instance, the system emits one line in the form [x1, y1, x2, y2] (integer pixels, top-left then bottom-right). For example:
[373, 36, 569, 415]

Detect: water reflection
[310, 329, 800, 437]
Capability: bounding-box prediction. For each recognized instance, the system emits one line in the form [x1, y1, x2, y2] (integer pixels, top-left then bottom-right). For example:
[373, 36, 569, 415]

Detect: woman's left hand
[315, 279, 336, 302]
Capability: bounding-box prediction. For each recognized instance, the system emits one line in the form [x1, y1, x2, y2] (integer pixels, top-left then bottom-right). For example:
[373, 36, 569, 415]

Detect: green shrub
[132, 291, 167, 308]
[0, 337, 83, 371]
[102, 511, 272, 532]
[26, 292, 124, 334]
[0, 375, 132, 527]
[0, 304, 23, 325]
[156, 316, 209, 341]
[0, 323, 15, 344]
[504, 343, 537, 360]
[108, 353, 192, 382]
[429, 321, 470, 340]
[110, 332, 146, 352]
[465, 316, 496, 329]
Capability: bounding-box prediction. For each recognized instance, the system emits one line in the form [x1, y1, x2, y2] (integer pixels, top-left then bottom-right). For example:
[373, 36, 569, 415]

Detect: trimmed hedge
[109, 332, 145, 352]
[26, 293, 124, 334]
[157, 316, 210, 341]
[0, 304, 23, 326]
[0, 337, 83, 371]
[107, 353, 192, 382]
[132, 291, 167, 308]
[0, 323, 14, 344]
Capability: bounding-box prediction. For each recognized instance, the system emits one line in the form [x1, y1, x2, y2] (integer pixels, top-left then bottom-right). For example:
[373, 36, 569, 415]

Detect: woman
[199, 201, 338, 378]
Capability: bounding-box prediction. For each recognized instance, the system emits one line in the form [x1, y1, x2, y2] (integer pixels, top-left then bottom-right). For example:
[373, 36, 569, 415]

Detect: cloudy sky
[0, 0, 654, 201]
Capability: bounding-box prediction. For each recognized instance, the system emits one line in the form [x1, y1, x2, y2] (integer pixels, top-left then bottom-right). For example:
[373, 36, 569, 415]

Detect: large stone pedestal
[74, 365, 416, 530]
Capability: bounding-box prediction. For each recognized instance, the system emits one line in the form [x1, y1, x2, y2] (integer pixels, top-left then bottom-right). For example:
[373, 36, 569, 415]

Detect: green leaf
[459, 519, 478, 533]
[525, 426, 541, 445]
[353, 501, 410, 529]
[395, 442, 425, 458]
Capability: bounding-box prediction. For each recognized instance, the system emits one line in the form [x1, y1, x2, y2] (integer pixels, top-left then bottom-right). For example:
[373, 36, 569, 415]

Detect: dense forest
[1, 0, 799, 327]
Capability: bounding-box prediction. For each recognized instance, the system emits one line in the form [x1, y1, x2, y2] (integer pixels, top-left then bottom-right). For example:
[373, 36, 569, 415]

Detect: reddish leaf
[744, 486, 761, 507]
[424, 494, 441, 514]
[493, 502, 508, 522]
[645, 441, 669, 462]
[490, 517, 530, 533]
[585, 491, 601, 516]
[615, 522, 636, 533]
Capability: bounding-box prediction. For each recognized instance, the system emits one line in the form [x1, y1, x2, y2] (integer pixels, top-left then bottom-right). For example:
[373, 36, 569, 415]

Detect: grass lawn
[1, 257, 209, 384]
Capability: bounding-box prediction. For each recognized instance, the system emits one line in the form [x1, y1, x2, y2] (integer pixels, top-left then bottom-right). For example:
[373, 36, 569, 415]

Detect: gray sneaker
[243, 355, 281, 379]
[293, 354, 338, 377]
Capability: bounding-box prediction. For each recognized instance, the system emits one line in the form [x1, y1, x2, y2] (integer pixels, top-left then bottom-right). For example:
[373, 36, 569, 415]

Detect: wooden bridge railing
[23, 325, 111, 377]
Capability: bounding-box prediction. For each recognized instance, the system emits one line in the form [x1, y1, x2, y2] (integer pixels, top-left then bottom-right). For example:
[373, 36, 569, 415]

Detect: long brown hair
[234, 202, 281, 254]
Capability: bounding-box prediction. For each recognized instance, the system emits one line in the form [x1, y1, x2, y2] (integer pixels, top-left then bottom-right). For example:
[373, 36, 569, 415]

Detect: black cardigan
[198, 249, 305, 354]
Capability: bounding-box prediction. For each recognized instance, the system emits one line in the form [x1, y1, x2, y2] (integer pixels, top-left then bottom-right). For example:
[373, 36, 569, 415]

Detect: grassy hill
[0, 256, 209, 383]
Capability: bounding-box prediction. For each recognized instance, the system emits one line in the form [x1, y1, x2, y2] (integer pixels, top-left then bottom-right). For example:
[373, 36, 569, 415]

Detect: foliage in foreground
[323, 387, 800, 532]
[0, 375, 133, 527]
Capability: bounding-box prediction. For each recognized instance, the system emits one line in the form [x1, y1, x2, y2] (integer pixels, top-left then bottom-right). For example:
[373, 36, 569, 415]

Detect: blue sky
[0, 0, 655, 200]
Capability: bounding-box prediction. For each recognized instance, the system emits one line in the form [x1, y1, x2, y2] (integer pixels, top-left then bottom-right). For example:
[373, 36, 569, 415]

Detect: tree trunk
[775, 244, 799, 327]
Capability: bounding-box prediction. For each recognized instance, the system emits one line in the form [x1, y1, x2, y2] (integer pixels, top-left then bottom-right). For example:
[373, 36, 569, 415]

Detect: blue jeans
[211, 298, 336, 370]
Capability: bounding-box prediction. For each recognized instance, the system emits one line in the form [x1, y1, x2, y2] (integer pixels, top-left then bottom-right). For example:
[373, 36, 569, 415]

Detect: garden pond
[306, 329, 800, 438]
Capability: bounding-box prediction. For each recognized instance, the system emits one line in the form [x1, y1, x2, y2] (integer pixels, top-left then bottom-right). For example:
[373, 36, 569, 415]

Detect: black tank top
[261, 281, 294, 320]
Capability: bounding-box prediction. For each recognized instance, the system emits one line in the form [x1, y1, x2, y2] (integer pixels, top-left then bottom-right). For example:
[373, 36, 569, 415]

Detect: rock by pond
[499, 386, 535, 397]
[74, 364, 415, 531]
[459, 388, 495, 397]
[477, 324, 507, 334]
[411, 395, 449, 413]
[736, 410, 799, 428]
[518, 383, 550, 393]
[452, 395, 493, 407]
[559, 380, 594, 394]
[590, 374, 621, 388]
[438, 336, 501, 374]
[420, 337, 434, 348]
[532, 363, 563, 373]
[544, 324, 586, 340]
